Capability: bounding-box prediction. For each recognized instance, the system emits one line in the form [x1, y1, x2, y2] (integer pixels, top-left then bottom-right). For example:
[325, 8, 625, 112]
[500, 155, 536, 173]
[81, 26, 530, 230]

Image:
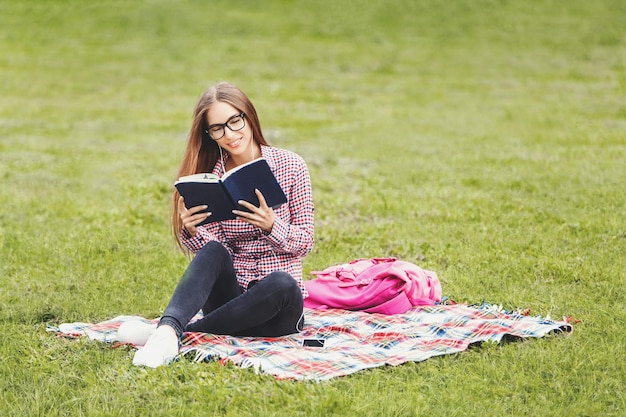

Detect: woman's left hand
[233, 189, 275, 234]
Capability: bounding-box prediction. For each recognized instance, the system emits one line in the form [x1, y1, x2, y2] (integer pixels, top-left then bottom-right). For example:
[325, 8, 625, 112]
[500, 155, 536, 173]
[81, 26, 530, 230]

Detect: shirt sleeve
[263, 156, 315, 257]
[180, 221, 224, 253]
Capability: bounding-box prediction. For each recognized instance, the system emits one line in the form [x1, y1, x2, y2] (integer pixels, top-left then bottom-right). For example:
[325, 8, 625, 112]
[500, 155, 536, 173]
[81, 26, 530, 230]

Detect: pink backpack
[304, 257, 442, 315]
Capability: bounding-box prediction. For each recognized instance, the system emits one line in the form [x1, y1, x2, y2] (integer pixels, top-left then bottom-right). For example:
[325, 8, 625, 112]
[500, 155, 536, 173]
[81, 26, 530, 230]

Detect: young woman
[128, 82, 315, 368]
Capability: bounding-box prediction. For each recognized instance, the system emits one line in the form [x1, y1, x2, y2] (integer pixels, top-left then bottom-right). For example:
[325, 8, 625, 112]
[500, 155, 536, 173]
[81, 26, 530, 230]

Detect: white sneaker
[132, 325, 180, 368]
[117, 320, 157, 346]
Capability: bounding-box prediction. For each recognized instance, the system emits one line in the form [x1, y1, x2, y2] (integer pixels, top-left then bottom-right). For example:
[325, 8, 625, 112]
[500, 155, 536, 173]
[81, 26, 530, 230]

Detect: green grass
[1, 0, 625, 415]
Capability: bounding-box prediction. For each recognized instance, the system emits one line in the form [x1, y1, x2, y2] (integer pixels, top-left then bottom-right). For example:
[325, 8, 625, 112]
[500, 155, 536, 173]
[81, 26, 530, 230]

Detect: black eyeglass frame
[204, 112, 246, 141]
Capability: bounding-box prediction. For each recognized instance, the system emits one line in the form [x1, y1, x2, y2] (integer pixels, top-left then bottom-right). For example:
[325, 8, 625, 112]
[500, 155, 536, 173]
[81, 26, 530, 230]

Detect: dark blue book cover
[175, 158, 287, 225]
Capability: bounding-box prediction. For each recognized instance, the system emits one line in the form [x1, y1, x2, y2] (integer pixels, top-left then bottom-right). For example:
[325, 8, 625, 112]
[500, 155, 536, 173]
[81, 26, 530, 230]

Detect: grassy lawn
[1, 0, 625, 415]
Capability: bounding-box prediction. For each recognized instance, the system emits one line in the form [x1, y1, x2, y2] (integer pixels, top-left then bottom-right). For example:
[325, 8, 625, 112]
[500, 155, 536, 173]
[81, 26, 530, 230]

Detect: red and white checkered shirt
[180, 145, 314, 297]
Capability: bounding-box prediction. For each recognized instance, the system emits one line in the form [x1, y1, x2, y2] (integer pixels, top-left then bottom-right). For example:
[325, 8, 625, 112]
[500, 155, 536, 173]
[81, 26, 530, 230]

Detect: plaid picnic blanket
[48, 304, 572, 381]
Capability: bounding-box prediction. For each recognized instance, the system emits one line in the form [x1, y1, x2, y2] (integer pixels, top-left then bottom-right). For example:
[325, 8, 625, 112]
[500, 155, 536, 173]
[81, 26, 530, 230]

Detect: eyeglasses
[204, 112, 246, 140]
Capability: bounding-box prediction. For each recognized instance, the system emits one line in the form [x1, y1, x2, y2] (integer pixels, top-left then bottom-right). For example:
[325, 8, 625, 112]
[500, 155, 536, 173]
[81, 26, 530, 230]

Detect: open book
[174, 158, 288, 225]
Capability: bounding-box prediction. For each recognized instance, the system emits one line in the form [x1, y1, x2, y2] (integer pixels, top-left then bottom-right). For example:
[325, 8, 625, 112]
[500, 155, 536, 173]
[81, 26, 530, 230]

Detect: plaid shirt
[181, 146, 314, 297]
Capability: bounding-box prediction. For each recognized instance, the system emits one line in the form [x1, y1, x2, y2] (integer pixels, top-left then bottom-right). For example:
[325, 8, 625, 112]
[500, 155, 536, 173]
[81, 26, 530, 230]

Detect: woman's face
[206, 101, 256, 161]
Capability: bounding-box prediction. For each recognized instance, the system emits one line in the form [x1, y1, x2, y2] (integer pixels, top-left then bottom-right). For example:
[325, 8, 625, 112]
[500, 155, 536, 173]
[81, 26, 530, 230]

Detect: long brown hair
[171, 82, 269, 249]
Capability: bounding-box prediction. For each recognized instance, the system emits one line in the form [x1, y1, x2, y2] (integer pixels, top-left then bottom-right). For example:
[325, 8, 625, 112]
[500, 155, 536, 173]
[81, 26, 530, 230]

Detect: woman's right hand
[178, 196, 211, 236]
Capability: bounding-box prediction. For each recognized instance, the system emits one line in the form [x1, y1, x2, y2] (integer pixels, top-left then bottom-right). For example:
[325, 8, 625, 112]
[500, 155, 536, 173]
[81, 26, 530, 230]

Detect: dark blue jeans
[159, 241, 304, 338]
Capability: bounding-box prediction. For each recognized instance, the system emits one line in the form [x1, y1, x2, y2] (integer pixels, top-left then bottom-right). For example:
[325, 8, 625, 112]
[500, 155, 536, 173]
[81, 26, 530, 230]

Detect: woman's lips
[228, 138, 243, 148]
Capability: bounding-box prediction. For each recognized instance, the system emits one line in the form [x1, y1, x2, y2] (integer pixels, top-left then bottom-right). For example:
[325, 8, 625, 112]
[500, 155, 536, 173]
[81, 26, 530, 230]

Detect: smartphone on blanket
[302, 338, 325, 348]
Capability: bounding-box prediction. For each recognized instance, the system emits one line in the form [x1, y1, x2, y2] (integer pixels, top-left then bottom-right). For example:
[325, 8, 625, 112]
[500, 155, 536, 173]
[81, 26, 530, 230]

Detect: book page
[175, 173, 220, 184]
